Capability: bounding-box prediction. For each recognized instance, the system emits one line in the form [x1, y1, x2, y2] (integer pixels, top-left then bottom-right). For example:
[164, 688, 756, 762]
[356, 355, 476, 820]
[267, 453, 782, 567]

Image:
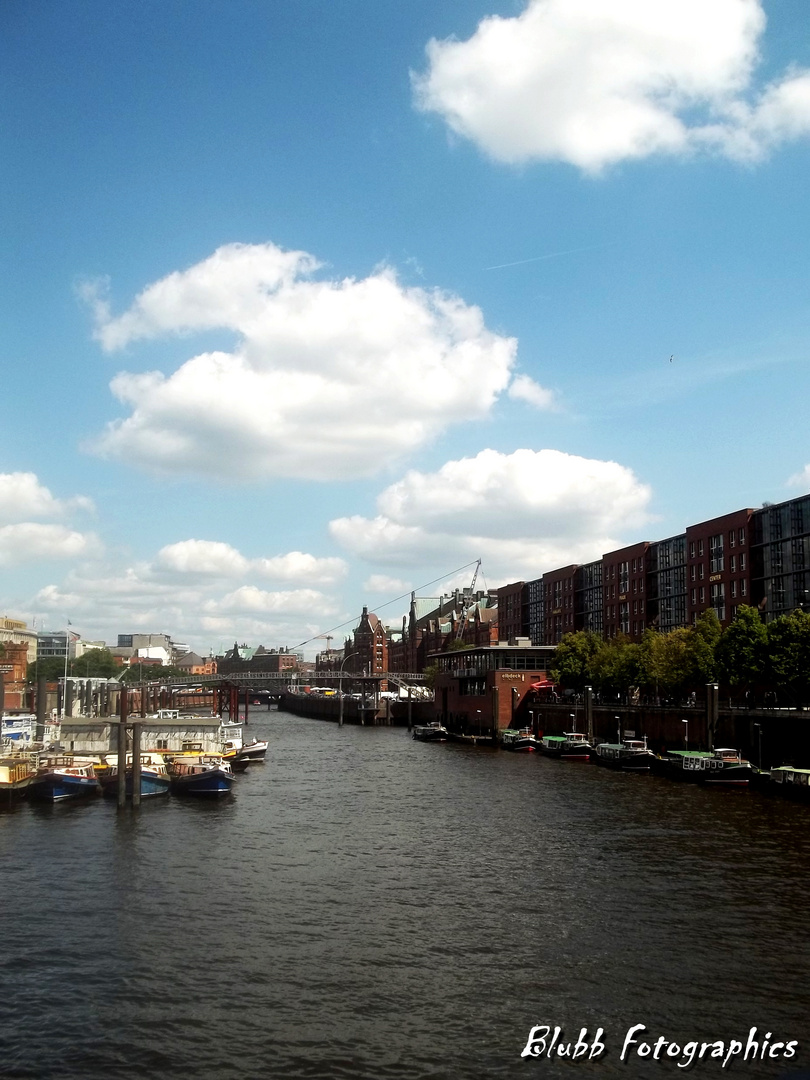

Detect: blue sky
[3, 0, 810, 656]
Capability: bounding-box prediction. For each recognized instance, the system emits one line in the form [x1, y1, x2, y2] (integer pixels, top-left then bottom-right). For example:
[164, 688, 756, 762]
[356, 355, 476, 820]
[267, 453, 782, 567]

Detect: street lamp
[682, 718, 689, 751]
[338, 652, 358, 728]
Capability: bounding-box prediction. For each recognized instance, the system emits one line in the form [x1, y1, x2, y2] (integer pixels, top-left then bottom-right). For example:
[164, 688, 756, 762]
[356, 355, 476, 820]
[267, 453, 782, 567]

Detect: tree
[765, 609, 810, 706]
[422, 662, 439, 691]
[551, 630, 601, 690]
[690, 608, 721, 684]
[28, 656, 70, 682]
[716, 605, 767, 693]
[591, 635, 642, 698]
[639, 627, 693, 699]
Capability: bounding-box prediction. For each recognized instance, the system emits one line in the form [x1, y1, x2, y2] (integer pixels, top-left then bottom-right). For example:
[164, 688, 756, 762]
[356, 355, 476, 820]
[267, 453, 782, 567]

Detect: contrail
[485, 241, 612, 271]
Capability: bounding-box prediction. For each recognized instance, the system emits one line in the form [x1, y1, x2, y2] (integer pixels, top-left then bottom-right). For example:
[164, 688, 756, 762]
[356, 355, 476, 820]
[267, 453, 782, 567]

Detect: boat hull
[595, 745, 655, 771]
[99, 771, 171, 798]
[28, 772, 101, 802]
[170, 771, 233, 796]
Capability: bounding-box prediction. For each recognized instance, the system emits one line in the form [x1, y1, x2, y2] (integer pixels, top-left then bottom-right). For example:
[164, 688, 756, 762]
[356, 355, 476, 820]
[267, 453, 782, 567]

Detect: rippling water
[2, 710, 809, 1079]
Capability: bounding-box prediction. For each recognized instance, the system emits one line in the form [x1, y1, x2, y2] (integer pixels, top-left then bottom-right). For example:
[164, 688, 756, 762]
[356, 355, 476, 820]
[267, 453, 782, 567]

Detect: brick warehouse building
[503, 491, 810, 644]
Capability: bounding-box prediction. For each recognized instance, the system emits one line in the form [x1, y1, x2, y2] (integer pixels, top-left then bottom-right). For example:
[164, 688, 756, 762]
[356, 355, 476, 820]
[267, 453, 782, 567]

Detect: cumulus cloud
[84, 242, 517, 481]
[330, 448, 652, 577]
[0, 472, 93, 524]
[412, 0, 810, 171]
[508, 374, 556, 409]
[787, 465, 810, 488]
[0, 524, 97, 566]
[31, 538, 347, 655]
[363, 573, 412, 594]
[0, 472, 97, 566]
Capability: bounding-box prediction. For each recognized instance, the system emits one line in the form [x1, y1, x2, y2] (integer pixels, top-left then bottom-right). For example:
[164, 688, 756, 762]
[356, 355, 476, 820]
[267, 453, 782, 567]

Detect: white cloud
[363, 573, 411, 594]
[156, 539, 250, 577]
[84, 242, 517, 481]
[0, 524, 97, 566]
[787, 465, 810, 488]
[30, 539, 347, 655]
[207, 586, 335, 616]
[330, 448, 652, 577]
[412, 0, 810, 171]
[253, 551, 347, 585]
[0, 472, 93, 524]
[0, 472, 97, 567]
[508, 374, 556, 409]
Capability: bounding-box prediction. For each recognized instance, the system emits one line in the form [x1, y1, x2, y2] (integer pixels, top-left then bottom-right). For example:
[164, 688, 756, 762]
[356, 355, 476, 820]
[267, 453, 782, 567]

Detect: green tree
[690, 608, 721, 684]
[639, 627, 693, 698]
[551, 630, 601, 691]
[28, 655, 70, 682]
[591, 635, 642, 698]
[716, 605, 767, 693]
[422, 662, 439, 690]
[765, 608, 810, 706]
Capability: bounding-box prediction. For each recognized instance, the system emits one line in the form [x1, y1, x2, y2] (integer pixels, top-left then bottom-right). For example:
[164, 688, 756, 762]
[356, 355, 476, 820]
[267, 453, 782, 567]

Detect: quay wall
[280, 692, 434, 727]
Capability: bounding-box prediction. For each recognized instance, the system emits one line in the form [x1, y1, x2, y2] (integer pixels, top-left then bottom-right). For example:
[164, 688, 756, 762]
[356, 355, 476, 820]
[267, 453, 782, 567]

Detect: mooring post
[244, 690, 250, 726]
[131, 721, 142, 808]
[407, 686, 412, 732]
[36, 675, 47, 743]
[118, 687, 129, 809]
[584, 685, 594, 742]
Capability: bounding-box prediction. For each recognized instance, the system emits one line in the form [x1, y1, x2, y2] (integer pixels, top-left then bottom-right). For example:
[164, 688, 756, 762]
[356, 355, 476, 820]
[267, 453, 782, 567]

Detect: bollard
[117, 688, 129, 809]
[131, 722, 142, 808]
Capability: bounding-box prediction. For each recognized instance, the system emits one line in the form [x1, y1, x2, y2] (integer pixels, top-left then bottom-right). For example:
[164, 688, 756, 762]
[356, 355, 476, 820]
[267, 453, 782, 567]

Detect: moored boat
[539, 731, 593, 760]
[412, 722, 449, 742]
[595, 737, 655, 771]
[501, 728, 541, 752]
[28, 757, 101, 802]
[167, 754, 234, 796]
[97, 752, 171, 798]
[0, 756, 34, 803]
[653, 748, 753, 785]
[768, 765, 810, 801]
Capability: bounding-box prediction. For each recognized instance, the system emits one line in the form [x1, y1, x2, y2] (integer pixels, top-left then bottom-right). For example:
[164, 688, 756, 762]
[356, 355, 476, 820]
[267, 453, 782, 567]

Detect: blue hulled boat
[28, 757, 101, 802]
[167, 754, 234, 796]
[97, 752, 171, 798]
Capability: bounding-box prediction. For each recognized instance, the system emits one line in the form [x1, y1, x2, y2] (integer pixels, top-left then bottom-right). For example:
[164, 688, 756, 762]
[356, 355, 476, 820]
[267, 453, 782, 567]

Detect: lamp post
[338, 653, 358, 728]
[682, 718, 689, 751]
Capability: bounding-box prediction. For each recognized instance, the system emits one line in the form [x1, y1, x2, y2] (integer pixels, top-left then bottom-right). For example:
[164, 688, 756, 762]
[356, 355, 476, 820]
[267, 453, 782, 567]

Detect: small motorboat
[167, 754, 234, 796]
[412, 722, 449, 742]
[97, 752, 171, 798]
[501, 728, 541, 751]
[28, 757, 101, 802]
[595, 737, 655, 771]
[539, 732, 593, 760]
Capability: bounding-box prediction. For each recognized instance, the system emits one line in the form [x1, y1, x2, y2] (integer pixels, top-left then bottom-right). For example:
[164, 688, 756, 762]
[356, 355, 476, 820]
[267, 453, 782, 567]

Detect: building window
[699, 586, 705, 603]
[691, 588, 696, 604]
[709, 533, 724, 573]
[699, 564, 705, 580]
[711, 582, 726, 621]
[739, 553, 746, 571]
[698, 540, 704, 556]
[740, 579, 747, 597]
[690, 566, 696, 582]
[729, 529, 735, 548]
[739, 528, 746, 545]
[730, 555, 736, 572]
[689, 541, 695, 559]
[731, 580, 737, 598]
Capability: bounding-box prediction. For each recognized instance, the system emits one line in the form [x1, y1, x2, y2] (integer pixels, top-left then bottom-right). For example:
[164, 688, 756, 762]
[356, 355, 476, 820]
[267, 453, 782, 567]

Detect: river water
[1, 709, 809, 1080]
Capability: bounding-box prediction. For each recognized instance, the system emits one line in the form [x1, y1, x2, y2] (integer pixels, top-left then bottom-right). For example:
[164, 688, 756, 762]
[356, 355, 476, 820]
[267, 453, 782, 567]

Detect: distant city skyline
[3, 0, 810, 657]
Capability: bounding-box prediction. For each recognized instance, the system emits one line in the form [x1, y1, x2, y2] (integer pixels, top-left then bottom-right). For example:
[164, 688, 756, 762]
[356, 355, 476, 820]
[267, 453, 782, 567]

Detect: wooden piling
[117, 688, 128, 809]
[131, 722, 142, 808]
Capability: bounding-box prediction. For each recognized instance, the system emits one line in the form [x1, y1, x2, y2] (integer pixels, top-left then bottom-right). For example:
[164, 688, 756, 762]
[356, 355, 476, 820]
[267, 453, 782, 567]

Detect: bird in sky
[669, 354, 674, 362]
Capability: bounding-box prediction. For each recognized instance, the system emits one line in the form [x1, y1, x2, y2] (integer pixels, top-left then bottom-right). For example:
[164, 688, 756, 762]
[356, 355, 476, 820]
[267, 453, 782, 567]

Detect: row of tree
[551, 605, 810, 705]
[27, 650, 191, 684]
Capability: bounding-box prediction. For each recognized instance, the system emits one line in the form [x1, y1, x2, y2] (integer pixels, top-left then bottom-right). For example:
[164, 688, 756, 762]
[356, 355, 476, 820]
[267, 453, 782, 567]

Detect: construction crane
[455, 559, 482, 641]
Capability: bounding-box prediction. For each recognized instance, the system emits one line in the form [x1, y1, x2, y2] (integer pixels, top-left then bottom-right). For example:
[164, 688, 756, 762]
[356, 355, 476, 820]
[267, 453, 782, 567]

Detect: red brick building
[602, 541, 650, 639]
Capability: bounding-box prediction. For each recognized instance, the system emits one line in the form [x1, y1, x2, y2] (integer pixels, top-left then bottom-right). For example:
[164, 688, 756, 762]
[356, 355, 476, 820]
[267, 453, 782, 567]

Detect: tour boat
[0, 756, 34, 803]
[653, 748, 753, 785]
[27, 757, 101, 802]
[501, 728, 541, 752]
[595, 737, 656, 771]
[221, 722, 268, 767]
[539, 732, 593, 760]
[167, 754, 234, 796]
[97, 752, 171, 798]
[412, 721, 449, 742]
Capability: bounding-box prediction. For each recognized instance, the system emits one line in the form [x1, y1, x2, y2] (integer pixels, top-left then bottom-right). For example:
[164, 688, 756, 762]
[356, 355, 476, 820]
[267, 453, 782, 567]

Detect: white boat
[0, 756, 34, 803]
[412, 722, 449, 742]
[595, 737, 655, 771]
[167, 753, 234, 796]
